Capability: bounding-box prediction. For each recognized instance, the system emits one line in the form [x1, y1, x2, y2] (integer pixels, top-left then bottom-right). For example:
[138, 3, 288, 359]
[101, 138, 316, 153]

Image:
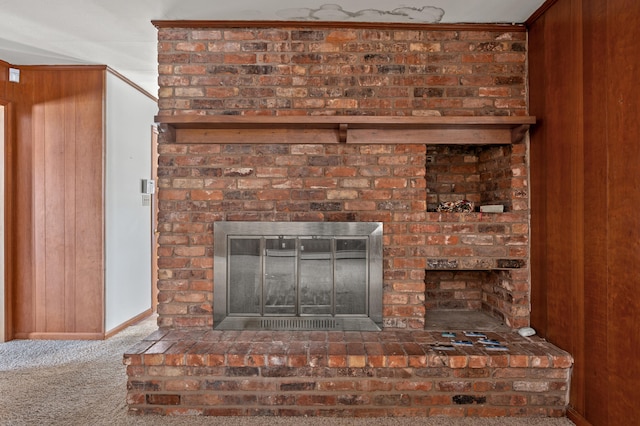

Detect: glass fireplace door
[217, 221, 382, 331]
[228, 236, 366, 317]
[264, 238, 296, 315]
[228, 238, 261, 315]
[299, 238, 333, 315]
[335, 238, 367, 315]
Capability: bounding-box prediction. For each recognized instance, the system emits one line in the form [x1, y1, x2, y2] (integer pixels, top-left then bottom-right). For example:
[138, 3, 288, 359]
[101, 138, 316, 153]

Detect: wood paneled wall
[1, 64, 106, 339]
[528, 0, 640, 424]
[1, 60, 19, 341]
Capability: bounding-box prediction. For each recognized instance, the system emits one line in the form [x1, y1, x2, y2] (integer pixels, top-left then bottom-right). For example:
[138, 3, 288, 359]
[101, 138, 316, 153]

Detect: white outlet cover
[8, 68, 20, 83]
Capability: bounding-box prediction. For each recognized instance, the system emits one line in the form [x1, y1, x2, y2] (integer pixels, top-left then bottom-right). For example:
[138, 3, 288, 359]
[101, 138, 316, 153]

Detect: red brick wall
[426, 271, 488, 311]
[157, 27, 527, 118]
[155, 25, 530, 330]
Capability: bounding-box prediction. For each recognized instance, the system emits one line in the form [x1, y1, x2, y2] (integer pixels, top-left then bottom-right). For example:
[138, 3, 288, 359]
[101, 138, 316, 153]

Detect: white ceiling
[0, 0, 545, 96]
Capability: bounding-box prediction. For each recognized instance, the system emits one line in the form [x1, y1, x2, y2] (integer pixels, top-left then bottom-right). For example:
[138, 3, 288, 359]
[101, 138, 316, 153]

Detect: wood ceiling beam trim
[152, 20, 526, 32]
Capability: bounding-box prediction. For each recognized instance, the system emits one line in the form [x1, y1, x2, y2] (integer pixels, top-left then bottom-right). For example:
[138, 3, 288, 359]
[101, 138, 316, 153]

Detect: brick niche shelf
[422, 135, 530, 327]
[422, 211, 529, 327]
[422, 212, 527, 271]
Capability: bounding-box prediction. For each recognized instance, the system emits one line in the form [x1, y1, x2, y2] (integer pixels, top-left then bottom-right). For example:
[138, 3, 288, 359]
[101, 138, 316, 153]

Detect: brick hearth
[124, 328, 572, 417]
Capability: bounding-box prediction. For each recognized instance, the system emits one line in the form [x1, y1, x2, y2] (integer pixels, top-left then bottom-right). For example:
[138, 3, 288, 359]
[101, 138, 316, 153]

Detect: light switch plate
[141, 178, 155, 194]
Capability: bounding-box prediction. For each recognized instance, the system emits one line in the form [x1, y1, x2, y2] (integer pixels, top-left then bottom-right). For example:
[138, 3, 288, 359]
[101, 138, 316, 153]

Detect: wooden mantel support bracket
[155, 115, 536, 145]
[511, 124, 531, 143]
[339, 123, 348, 143]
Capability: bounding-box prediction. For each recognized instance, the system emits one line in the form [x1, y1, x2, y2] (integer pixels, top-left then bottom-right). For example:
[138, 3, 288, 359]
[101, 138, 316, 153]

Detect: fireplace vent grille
[260, 318, 338, 330]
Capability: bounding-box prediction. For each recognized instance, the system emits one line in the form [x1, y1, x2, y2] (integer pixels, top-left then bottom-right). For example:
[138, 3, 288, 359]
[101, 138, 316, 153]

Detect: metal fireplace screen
[213, 222, 383, 331]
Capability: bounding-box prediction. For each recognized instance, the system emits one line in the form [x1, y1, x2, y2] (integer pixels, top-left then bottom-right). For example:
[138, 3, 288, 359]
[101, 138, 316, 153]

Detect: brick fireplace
[152, 25, 532, 330]
[124, 23, 572, 417]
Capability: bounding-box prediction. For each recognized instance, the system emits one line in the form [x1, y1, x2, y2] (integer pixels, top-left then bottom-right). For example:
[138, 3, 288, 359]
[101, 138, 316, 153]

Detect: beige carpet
[0, 315, 575, 426]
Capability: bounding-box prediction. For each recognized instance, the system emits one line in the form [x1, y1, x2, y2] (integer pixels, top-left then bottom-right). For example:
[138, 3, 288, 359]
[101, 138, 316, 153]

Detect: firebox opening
[213, 221, 383, 331]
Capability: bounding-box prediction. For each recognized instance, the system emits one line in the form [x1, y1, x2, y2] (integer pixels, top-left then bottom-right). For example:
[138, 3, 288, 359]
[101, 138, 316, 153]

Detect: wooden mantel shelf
[156, 115, 536, 145]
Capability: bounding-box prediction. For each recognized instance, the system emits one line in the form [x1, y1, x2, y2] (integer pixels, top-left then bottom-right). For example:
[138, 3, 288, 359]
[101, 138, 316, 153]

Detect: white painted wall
[0, 105, 5, 342]
[104, 72, 156, 332]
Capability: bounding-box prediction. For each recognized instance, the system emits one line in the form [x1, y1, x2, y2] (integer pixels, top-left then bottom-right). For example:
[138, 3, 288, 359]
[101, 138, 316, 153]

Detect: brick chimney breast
[154, 25, 530, 330]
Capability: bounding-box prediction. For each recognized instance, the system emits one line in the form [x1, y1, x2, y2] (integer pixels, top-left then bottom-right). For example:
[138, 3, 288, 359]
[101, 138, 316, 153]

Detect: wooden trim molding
[156, 115, 536, 145]
[107, 67, 157, 102]
[567, 407, 594, 426]
[152, 20, 526, 32]
[13, 332, 106, 340]
[104, 309, 153, 339]
[1, 100, 10, 341]
[526, 0, 561, 27]
[18, 64, 108, 72]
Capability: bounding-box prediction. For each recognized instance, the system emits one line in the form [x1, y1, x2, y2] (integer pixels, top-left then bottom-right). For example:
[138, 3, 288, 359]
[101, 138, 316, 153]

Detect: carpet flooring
[0, 315, 575, 426]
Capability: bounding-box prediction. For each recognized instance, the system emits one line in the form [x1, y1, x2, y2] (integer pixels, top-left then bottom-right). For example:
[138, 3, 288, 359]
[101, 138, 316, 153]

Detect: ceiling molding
[106, 67, 157, 102]
[16, 64, 107, 72]
[152, 20, 526, 32]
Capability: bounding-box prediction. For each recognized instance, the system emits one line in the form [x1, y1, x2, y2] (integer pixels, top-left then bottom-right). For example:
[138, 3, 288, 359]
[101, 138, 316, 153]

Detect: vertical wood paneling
[0, 65, 10, 340]
[529, 0, 640, 423]
[530, 0, 584, 414]
[64, 72, 78, 332]
[8, 68, 36, 335]
[535, 0, 582, 349]
[605, 0, 640, 419]
[7, 66, 105, 338]
[32, 75, 47, 334]
[581, 0, 609, 423]
[527, 12, 547, 333]
[73, 69, 105, 333]
[43, 72, 67, 332]
[1, 98, 12, 338]
[567, 1, 586, 413]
